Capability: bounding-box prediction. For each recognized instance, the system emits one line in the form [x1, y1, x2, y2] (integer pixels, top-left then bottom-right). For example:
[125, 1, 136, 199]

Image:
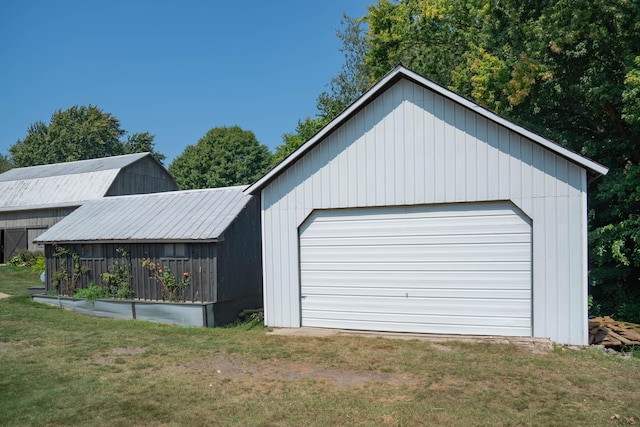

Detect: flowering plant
[141, 258, 191, 302]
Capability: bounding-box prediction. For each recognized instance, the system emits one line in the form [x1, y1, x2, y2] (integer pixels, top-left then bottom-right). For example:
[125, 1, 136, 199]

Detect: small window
[81, 245, 103, 259]
[163, 243, 187, 258]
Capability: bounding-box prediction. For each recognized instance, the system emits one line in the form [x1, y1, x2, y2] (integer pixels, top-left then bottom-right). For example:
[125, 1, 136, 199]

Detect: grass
[1, 266, 639, 426]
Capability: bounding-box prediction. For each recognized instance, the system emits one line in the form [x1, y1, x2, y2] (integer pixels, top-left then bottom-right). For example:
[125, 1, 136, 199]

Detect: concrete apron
[268, 327, 554, 354]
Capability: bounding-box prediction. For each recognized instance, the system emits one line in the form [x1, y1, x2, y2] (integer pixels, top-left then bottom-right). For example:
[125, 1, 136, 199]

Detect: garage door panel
[302, 218, 530, 239]
[303, 310, 531, 329]
[300, 243, 531, 263]
[301, 270, 531, 289]
[299, 202, 532, 337]
[302, 286, 531, 300]
[301, 261, 531, 272]
[302, 295, 531, 318]
[303, 313, 532, 336]
[301, 232, 531, 247]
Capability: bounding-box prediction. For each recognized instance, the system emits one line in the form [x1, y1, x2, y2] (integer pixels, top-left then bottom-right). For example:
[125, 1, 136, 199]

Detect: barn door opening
[4, 228, 27, 261]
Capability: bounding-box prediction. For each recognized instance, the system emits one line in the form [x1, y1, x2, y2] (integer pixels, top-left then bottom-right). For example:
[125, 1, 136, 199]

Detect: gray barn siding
[0, 207, 76, 229]
[216, 195, 263, 311]
[0, 207, 77, 254]
[261, 78, 589, 345]
[44, 242, 217, 303]
[105, 157, 178, 196]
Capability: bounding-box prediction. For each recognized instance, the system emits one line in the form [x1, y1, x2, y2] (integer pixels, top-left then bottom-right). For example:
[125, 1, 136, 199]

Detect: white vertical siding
[261, 78, 589, 345]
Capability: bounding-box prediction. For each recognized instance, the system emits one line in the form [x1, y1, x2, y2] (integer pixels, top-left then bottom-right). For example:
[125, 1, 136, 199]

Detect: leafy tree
[169, 126, 272, 190]
[0, 154, 12, 173]
[317, 14, 372, 120]
[9, 105, 165, 166]
[123, 131, 166, 164]
[271, 117, 328, 167]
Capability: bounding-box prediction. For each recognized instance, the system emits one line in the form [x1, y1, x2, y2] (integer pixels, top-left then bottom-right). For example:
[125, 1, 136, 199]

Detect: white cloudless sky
[0, 1, 373, 164]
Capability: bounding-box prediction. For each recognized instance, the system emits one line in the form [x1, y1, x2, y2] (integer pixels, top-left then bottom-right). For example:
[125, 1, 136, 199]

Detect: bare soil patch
[182, 355, 417, 388]
[269, 327, 554, 354]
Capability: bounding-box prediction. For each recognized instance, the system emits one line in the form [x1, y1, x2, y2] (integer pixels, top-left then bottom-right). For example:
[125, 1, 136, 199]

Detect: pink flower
[158, 268, 163, 273]
[183, 272, 190, 277]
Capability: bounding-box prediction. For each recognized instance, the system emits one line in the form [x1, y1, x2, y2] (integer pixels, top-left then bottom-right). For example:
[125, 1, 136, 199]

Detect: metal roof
[34, 186, 252, 243]
[0, 152, 148, 181]
[0, 153, 150, 211]
[246, 65, 608, 195]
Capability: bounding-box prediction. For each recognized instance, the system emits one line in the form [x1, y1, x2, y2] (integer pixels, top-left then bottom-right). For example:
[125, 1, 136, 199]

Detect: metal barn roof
[0, 153, 151, 211]
[34, 186, 252, 243]
[0, 152, 148, 181]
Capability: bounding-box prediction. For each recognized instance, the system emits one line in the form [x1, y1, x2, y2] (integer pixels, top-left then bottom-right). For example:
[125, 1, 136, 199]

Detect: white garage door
[299, 202, 532, 336]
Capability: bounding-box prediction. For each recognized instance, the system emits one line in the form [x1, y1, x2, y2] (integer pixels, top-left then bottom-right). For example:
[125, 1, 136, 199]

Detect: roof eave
[0, 202, 83, 213]
[34, 238, 220, 245]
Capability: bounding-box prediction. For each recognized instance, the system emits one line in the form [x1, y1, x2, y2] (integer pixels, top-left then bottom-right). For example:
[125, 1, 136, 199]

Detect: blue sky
[0, 1, 373, 165]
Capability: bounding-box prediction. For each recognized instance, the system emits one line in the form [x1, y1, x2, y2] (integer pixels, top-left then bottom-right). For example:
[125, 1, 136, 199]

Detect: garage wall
[261, 78, 588, 345]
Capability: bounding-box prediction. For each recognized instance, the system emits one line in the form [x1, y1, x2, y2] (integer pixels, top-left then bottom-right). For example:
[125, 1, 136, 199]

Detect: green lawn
[0, 265, 638, 426]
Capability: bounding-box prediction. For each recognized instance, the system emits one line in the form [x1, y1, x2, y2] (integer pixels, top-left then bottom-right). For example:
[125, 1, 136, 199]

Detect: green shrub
[7, 249, 43, 267]
[101, 247, 132, 299]
[74, 282, 110, 303]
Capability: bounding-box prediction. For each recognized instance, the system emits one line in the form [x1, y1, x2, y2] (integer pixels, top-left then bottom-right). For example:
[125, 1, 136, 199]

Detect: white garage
[299, 202, 532, 336]
[246, 66, 607, 345]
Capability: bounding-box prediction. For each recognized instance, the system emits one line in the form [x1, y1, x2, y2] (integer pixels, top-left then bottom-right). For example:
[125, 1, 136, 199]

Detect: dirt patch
[182, 355, 416, 388]
[269, 327, 554, 354]
[431, 343, 454, 352]
[90, 347, 147, 365]
[112, 347, 145, 356]
[0, 293, 10, 299]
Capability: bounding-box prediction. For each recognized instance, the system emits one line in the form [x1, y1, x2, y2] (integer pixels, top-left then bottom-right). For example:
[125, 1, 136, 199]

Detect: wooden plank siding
[105, 156, 178, 196]
[216, 195, 263, 304]
[44, 242, 217, 303]
[0, 207, 77, 229]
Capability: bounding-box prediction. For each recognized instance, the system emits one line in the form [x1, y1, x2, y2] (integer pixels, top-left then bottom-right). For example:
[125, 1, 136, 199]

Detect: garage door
[299, 202, 532, 336]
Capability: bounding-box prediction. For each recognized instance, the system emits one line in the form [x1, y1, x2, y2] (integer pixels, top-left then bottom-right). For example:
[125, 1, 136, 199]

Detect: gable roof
[0, 153, 158, 211]
[246, 65, 608, 195]
[34, 186, 252, 243]
[0, 152, 149, 182]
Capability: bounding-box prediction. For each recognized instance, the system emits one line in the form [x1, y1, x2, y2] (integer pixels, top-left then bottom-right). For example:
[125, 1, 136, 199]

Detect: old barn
[34, 186, 262, 326]
[246, 66, 608, 345]
[0, 153, 177, 262]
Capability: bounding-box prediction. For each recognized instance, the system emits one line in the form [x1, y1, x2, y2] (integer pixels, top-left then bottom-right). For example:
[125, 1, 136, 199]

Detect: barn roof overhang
[0, 202, 83, 213]
[36, 238, 220, 245]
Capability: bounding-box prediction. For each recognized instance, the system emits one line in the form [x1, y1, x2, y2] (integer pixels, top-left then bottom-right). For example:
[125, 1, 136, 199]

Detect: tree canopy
[169, 126, 272, 190]
[9, 105, 165, 167]
[280, 0, 640, 322]
[0, 154, 12, 174]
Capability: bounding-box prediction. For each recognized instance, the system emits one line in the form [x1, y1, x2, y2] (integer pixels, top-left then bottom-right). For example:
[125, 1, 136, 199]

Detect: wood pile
[589, 316, 640, 348]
